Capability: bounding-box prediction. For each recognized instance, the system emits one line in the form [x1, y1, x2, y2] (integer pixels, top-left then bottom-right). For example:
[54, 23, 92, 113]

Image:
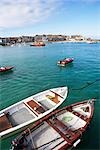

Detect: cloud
[0, 0, 61, 29]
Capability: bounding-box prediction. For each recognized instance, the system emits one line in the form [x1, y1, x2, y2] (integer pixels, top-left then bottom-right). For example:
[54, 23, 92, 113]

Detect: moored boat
[57, 58, 74, 66]
[30, 41, 45, 46]
[86, 41, 97, 44]
[11, 99, 94, 150]
[0, 66, 14, 72]
[0, 87, 68, 138]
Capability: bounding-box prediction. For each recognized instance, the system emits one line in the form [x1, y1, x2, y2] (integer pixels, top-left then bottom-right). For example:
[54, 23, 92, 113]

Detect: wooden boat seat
[48, 118, 79, 144]
[0, 114, 12, 132]
[51, 118, 75, 137]
[46, 120, 71, 145]
[46, 94, 60, 104]
[67, 107, 88, 121]
[26, 100, 45, 114]
[71, 111, 87, 121]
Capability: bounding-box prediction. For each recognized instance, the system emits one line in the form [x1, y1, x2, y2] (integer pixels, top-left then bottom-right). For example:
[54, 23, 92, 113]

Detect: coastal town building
[70, 35, 85, 41]
[47, 34, 66, 42]
[0, 36, 34, 46]
[0, 35, 99, 46]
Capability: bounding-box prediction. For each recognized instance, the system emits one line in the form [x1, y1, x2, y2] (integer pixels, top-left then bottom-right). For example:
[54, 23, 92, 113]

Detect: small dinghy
[57, 58, 74, 66]
[30, 41, 45, 47]
[11, 99, 94, 150]
[0, 66, 14, 72]
[0, 87, 68, 138]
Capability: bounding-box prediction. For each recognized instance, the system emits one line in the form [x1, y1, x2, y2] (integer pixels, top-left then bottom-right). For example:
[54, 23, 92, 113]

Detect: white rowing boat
[0, 86, 68, 138]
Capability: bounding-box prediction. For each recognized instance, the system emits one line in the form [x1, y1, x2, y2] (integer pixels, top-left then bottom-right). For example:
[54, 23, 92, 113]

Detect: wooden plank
[46, 94, 60, 104]
[27, 100, 45, 114]
[0, 114, 12, 132]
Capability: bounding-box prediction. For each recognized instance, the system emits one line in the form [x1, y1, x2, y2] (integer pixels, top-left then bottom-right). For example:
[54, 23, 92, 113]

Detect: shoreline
[0, 34, 100, 46]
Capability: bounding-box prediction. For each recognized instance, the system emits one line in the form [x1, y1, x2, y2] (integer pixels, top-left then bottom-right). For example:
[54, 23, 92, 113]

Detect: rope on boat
[71, 79, 100, 91]
[27, 128, 35, 149]
[33, 137, 62, 150]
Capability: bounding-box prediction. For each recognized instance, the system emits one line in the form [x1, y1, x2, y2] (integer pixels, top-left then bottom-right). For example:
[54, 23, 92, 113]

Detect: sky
[0, 0, 100, 38]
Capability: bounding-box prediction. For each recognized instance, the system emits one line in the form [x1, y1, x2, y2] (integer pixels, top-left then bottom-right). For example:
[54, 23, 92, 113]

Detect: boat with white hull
[0, 87, 68, 138]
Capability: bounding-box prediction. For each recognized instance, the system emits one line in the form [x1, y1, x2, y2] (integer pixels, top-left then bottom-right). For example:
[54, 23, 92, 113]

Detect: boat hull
[0, 87, 68, 139]
[57, 58, 74, 66]
[30, 44, 45, 46]
[0, 66, 14, 72]
[11, 99, 94, 150]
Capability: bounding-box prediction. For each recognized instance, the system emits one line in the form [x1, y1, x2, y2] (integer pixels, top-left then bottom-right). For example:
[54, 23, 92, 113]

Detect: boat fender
[73, 139, 81, 147]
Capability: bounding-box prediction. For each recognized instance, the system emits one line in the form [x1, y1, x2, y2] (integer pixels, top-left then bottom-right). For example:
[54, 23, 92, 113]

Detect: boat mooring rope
[71, 79, 100, 91]
[33, 137, 62, 150]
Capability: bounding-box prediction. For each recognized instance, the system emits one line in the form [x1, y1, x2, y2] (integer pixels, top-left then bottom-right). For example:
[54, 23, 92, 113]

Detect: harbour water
[0, 42, 99, 150]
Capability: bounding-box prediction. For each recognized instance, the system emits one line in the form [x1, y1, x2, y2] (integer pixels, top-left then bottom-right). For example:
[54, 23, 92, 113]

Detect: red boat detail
[57, 58, 74, 66]
[0, 66, 14, 72]
[30, 41, 45, 47]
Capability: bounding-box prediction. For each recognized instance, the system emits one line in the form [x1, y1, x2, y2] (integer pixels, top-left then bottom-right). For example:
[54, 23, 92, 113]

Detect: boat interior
[72, 103, 91, 118]
[0, 90, 63, 132]
[22, 121, 67, 150]
[18, 103, 91, 150]
[23, 103, 91, 150]
[9, 100, 93, 150]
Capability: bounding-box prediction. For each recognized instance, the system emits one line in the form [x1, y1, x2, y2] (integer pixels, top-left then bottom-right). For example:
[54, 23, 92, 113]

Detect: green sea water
[0, 42, 100, 150]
